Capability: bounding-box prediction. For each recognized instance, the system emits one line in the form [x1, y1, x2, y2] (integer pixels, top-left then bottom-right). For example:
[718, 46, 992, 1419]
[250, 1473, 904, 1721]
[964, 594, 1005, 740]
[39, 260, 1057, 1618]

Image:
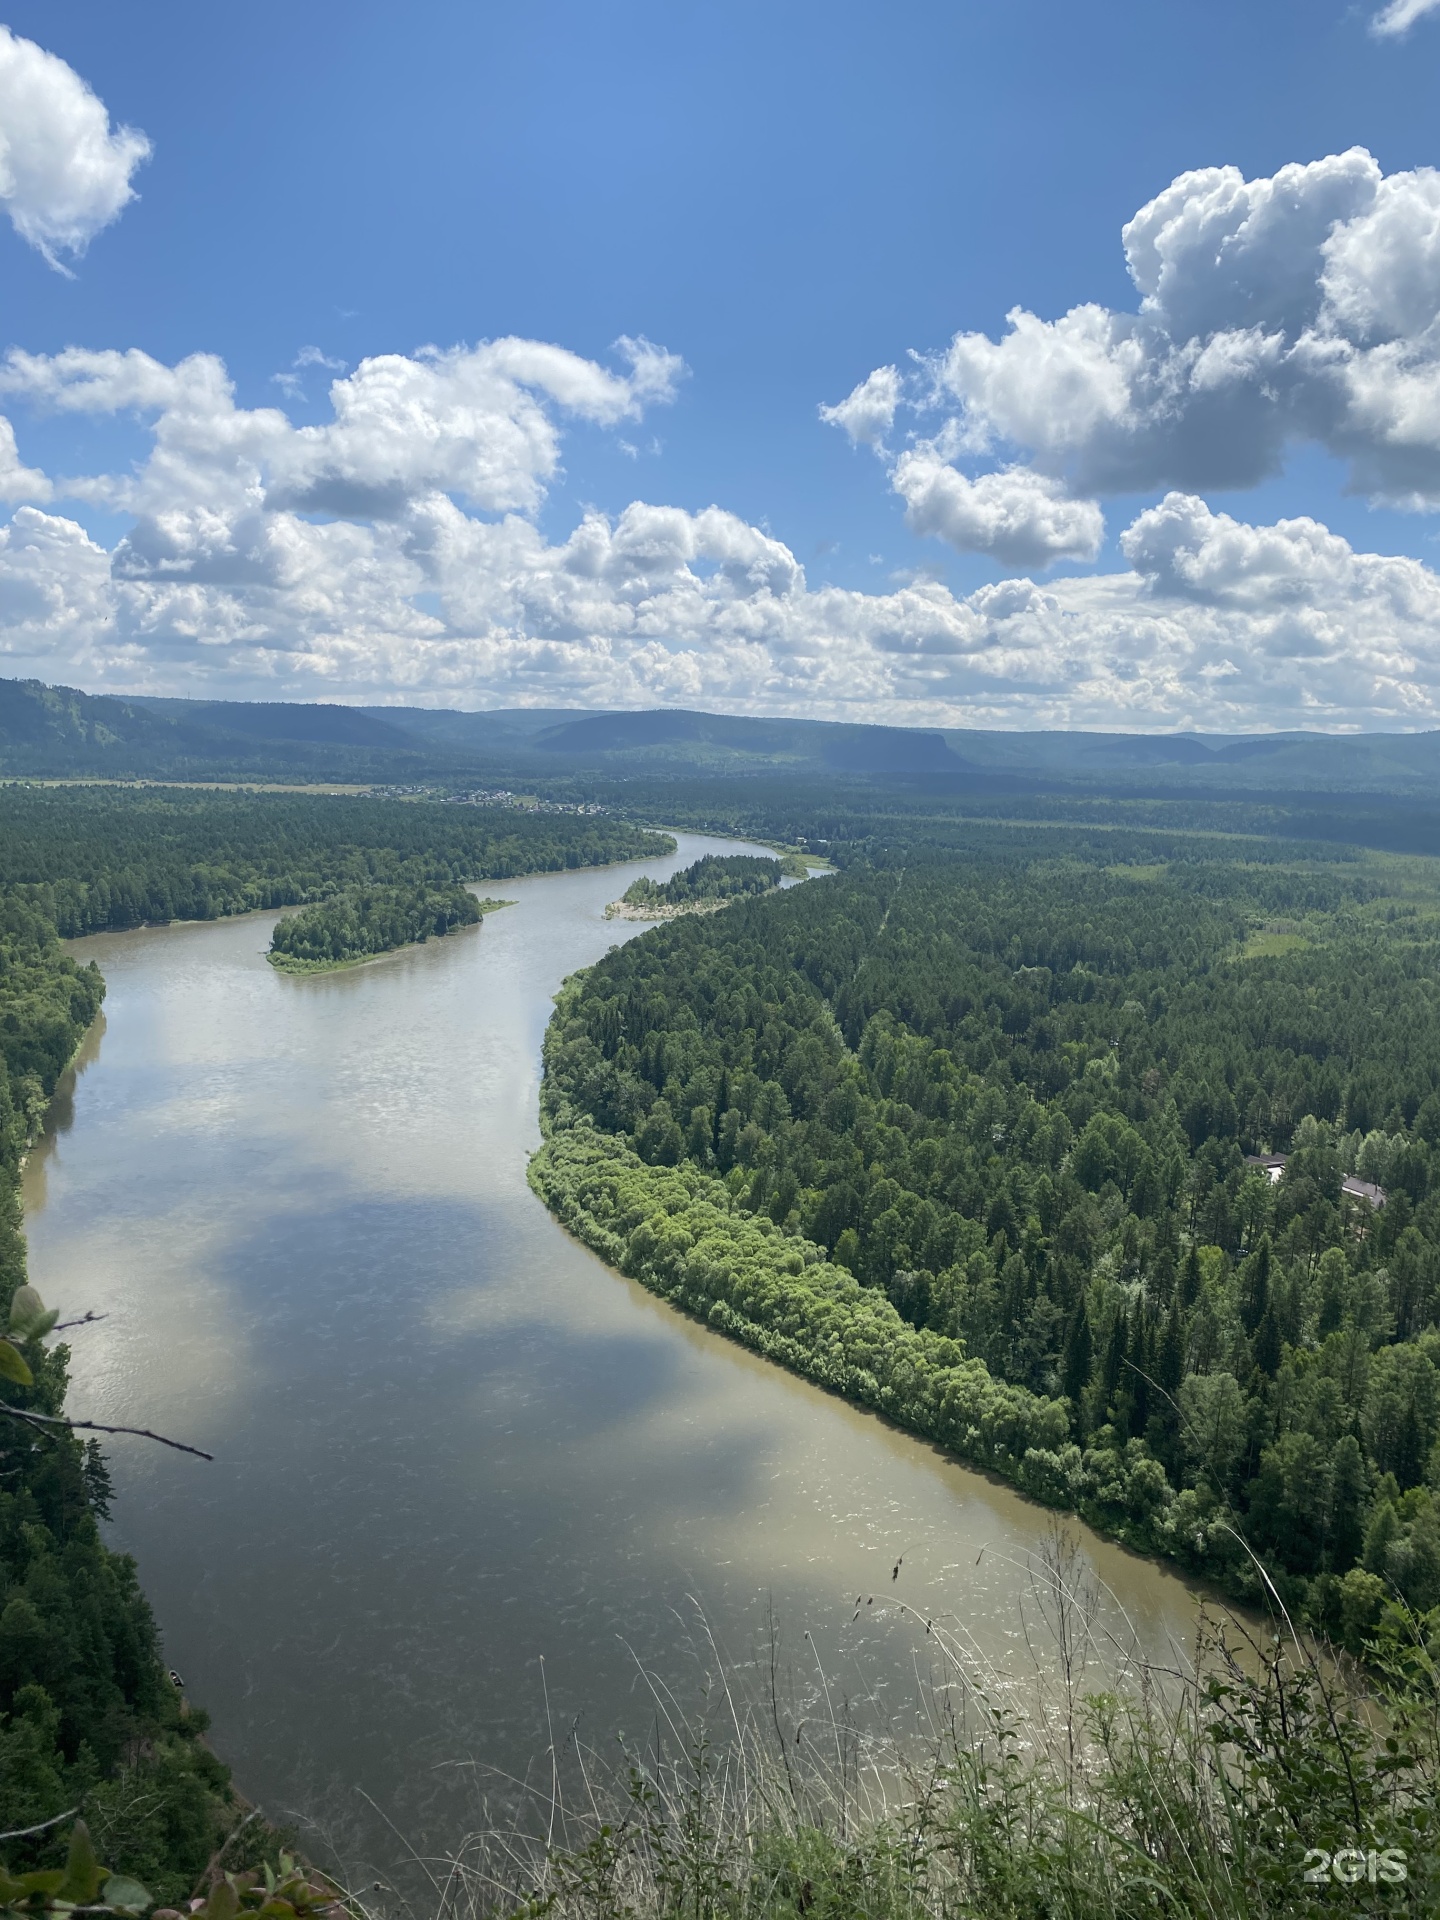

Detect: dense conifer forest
[534, 832, 1440, 1639]
[0, 787, 671, 936]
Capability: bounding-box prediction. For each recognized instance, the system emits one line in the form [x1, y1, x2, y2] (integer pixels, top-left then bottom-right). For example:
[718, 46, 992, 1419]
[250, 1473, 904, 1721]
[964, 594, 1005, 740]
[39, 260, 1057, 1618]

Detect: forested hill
[10, 673, 1440, 825]
[0, 786, 671, 936]
[535, 836, 1440, 1637]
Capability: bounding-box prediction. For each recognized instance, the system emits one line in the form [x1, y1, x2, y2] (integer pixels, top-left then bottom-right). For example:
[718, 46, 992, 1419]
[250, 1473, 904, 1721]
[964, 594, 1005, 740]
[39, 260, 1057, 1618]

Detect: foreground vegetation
[535, 837, 1440, 1642]
[454, 1543, 1437, 1918]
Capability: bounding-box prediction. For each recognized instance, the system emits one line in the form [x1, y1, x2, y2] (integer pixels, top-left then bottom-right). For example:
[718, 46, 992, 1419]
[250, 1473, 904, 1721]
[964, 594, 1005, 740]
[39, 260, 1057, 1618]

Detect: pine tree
[1327, 1434, 1369, 1572]
[1180, 1244, 1202, 1311]
[712, 1067, 729, 1152]
[1060, 1299, 1092, 1411]
[1156, 1298, 1185, 1400]
[1394, 1397, 1426, 1490]
[1241, 1234, 1272, 1336]
[1099, 1308, 1127, 1424]
[1317, 1246, 1349, 1338]
[1128, 1308, 1152, 1434]
[1363, 1496, 1402, 1579]
[1253, 1299, 1282, 1378]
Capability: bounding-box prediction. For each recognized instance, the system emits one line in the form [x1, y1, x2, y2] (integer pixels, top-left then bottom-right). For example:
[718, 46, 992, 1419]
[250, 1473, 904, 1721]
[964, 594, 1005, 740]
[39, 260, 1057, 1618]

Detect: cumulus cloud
[1372, 0, 1440, 38]
[819, 366, 900, 448]
[891, 454, 1104, 567]
[2, 330, 1440, 725]
[0, 507, 110, 654]
[0, 27, 149, 268]
[0, 332, 686, 522]
[830, 149, 1440, 515]
[821, 365, 1103, 566]
[5, 329, 1440, 730]
[0, 417, 49, 503]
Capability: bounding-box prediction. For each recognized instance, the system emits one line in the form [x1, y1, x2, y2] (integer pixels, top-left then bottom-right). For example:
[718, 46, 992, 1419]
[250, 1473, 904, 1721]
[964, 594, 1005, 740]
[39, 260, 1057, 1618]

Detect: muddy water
[22, 832, 1203, 1870]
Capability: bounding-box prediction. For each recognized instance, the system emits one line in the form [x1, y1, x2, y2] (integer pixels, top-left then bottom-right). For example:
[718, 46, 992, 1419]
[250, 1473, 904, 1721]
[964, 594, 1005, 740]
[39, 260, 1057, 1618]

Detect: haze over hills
[5, 675, 1440, 812]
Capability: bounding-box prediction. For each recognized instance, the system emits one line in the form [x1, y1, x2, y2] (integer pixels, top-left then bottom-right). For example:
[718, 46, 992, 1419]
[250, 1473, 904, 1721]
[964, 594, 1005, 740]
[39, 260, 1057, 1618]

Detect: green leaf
[103, 1875, 153, 1914]
[58, 1820, 105, 1905]
[17, 1869, 67, 1896]
[199, 1881, 239, 1920]
[0, 1341, 32, 1388]
[8, 1299, 59, 1341]
[7, 1286, 49, 1339]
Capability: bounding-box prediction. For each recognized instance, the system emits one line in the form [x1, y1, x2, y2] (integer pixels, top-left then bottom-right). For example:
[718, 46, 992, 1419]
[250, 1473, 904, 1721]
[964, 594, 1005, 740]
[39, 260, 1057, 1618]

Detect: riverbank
[530, 1002, 1275, 1629]
[528, 1115, 1092, 1519]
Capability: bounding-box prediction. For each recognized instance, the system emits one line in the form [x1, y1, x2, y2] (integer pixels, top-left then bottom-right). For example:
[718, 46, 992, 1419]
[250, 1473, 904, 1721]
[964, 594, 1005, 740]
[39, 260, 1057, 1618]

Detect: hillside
[7, 678, 1440, 822]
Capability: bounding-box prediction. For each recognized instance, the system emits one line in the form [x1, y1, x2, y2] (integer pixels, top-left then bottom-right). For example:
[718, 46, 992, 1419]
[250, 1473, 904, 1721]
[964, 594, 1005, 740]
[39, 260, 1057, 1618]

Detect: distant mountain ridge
[3, 674, 1440, 800]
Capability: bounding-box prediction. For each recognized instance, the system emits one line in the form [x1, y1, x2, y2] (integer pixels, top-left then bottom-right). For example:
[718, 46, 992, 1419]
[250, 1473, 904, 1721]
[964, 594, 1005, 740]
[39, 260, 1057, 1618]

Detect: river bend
[22, 833, 1201, 1869]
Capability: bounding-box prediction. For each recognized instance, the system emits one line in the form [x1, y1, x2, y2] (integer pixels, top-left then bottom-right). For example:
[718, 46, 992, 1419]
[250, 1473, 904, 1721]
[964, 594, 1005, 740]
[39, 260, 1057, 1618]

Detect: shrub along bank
[529, 1109, 1165, 1557]
[531, 1064, 1071, 1483]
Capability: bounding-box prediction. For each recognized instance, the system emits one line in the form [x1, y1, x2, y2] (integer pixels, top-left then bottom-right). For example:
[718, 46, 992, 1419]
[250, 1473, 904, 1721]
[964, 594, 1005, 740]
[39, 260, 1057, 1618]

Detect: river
[22, 831, 1203, 1876]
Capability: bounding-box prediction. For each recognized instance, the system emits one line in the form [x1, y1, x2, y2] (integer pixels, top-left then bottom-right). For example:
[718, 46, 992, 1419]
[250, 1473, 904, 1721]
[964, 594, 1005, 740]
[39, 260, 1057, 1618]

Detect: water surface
[23, 832, 1203, 1869]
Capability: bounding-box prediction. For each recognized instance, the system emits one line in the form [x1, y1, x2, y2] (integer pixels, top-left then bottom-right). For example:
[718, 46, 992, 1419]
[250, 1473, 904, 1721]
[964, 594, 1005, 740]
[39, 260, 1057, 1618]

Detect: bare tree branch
[51, 1312, 108, 1334]
[0, 1804, 82, 1842]
[0, 1403, 212, 1461]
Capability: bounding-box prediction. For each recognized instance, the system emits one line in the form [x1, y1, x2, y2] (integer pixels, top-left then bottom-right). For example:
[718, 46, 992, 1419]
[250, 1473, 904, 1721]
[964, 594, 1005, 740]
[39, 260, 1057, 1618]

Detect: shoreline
[526, 1119, 1265, 1627]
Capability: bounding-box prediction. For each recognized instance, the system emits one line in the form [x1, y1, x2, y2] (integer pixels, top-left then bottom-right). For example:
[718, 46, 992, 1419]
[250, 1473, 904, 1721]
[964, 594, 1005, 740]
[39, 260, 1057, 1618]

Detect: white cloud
[0, 27, 149, 268]
[1372, 0, 1440, 38]
[0, 333, 685, 522]
[820, 366, 900, 448]
[891, 454, 1104, 567]
[0, 507, 110, 654]
[830, 150, 1440, 511]
[0, 417, 49, 502]
[4, 332, 1440, 731]
[822, 342, 1109, 568]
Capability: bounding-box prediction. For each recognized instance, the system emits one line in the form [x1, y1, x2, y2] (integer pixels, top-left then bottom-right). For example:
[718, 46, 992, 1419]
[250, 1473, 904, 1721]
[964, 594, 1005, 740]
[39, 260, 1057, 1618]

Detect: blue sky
[4, 0, 1440, 727]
